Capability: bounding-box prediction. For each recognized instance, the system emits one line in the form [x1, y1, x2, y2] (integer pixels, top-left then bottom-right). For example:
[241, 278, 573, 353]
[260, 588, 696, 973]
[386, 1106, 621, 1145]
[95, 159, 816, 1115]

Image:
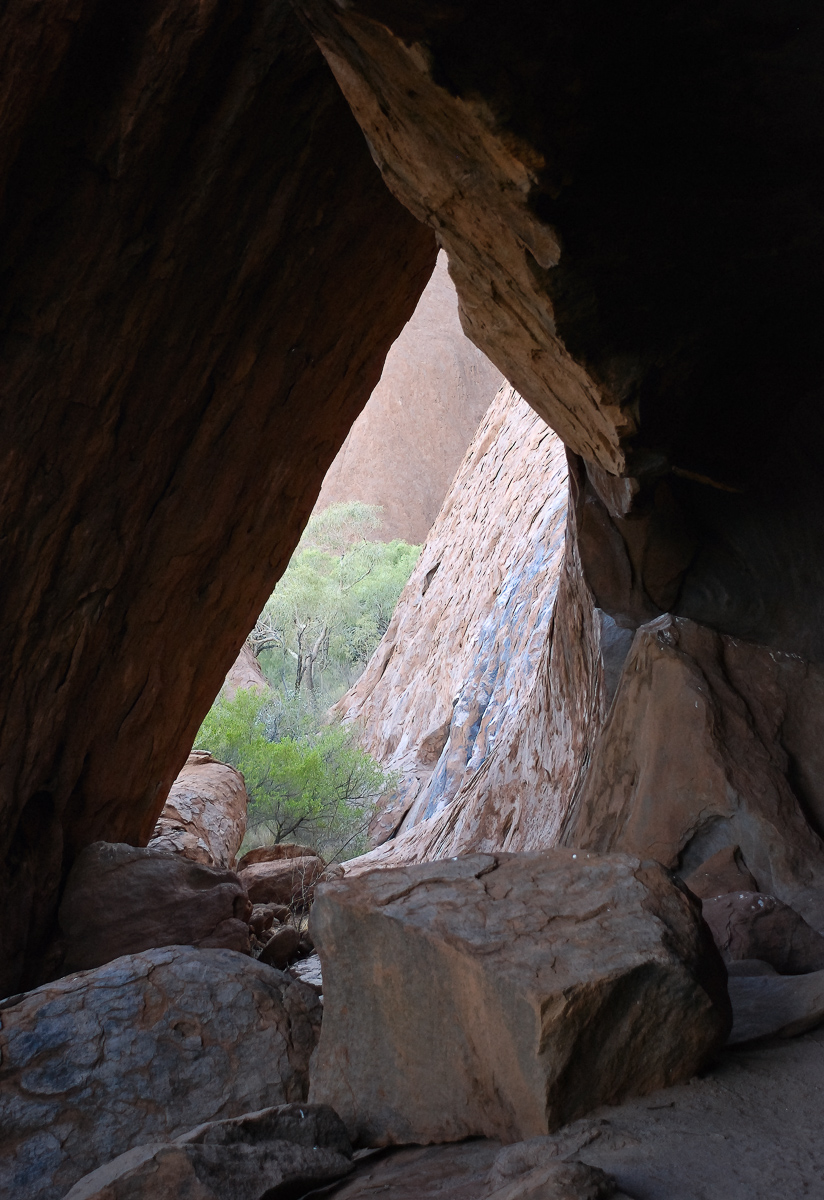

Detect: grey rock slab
[65, 1103, 354, 1199]
[310, 850, 729, 1145]
[727, 968, 824, 1044]
[0, 946, 321, 1200]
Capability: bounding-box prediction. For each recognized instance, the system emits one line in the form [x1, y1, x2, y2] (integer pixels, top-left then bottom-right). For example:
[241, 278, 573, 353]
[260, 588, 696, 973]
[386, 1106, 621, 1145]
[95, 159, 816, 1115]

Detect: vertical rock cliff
[337, 385, 613, 856]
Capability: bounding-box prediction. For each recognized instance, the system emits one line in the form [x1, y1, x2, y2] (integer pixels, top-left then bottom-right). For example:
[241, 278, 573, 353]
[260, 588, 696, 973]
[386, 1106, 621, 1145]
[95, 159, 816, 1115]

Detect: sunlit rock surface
[315, 252, 503, 543]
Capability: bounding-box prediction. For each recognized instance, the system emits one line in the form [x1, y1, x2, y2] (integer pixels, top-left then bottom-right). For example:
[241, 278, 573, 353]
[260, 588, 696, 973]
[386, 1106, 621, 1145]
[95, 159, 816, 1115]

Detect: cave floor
[313, 1027, 824, 1199]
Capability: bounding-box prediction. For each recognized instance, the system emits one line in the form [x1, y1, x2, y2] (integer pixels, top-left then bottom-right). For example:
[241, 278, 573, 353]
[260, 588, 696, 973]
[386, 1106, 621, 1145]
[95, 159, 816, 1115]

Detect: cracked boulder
[64, 1103, 353, 1200]
[0, 946, 321, 1200]
[309, 850, 730, 1146]
[58, 842, 253, 973]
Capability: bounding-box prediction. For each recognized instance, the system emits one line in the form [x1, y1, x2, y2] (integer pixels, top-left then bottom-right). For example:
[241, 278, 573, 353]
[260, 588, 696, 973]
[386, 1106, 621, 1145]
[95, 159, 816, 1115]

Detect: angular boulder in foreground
[310, 851, 730, 1146]
[65, 1104, 353, 1200]
[0, 946, 321, 1200]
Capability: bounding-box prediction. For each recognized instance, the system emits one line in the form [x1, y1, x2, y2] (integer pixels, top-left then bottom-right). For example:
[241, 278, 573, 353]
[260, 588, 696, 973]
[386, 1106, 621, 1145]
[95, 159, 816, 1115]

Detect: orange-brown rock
[58, 842, 252, 972]
[336, 385, 592, 852]
[148, 751, 248, 869]
[222, 645, 270, 702]
[310, 850, 730, 1146]
[240, 856, 324, 909]
[0, 1, 435, 995]
[559, 615, 824, 928]
[315, 252, 502, 543]
[238, 844, 321, 871]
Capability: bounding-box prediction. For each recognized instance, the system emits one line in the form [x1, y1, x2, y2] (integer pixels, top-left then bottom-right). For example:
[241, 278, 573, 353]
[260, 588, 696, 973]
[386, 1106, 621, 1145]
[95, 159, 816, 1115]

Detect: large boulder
[238, 843, 320, 871]
[310, 850, 730, 1146]
[149, 752, 248, 869]
[0, 946, 322, 1200]
[65, 1104, 353, 1200]
[240, 855, 325, 908]
[58, 842, 252, 973]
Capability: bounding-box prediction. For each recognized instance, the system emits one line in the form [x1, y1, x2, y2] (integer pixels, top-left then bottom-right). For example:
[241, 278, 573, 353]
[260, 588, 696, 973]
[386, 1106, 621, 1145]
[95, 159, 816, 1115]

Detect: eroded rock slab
[59, 842, 252, 972]
[310, 850, 729, 1146]
[65, 1103, 353, 1200]
[240, 856, 325, 908]
[0, 946, 322, 1200]
[149, 752, 248, 869]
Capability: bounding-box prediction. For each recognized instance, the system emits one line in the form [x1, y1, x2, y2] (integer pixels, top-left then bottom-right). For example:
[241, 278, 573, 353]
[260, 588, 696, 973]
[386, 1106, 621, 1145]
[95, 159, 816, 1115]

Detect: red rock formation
[0, 2, 435, 994]
[336, 384, 594, 849]
[222, 645, 270, 702]
[149, 751, 248, 868]
[314, 252, 502, 543]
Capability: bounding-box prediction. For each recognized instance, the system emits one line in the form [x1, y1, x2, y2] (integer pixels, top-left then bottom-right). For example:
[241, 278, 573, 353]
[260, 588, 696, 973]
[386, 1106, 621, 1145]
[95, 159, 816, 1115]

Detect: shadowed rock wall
[0, 1, 435, 994]
[298, 0, 824, 659]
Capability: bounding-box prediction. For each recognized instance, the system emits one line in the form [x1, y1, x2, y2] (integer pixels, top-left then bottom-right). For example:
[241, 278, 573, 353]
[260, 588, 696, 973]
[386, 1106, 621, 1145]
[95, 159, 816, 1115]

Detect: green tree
[195, 687, 391, 860]
[251, 502, 419, 704]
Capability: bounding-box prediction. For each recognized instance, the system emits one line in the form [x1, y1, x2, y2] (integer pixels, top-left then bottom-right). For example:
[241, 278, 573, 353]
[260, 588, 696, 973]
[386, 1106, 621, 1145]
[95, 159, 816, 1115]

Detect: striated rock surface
[58, 842, 252, 972]
[0, 946, 322, 1200]
[238, 844, 319, 870]
[310, 850, 729, 1146]
[149, 752, 248, 869]
[336, 384, 595, 851]
[65, 1104, 354, 1200]
[315, 252, 502, 543]
[0, 0, 436, 996]
[728, 971, 824, 1044]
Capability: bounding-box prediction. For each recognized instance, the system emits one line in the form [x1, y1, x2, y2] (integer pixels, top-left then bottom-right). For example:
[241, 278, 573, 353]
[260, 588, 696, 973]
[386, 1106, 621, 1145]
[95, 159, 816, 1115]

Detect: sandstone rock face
[559, 615, 824, 926]
[65, 1104, 354, 1200]
[58, 842, 252, 972]
[222, 645, 270, 702]
[336, 385, 603, 853]
[240, 856, 324, 908]
[310, 851, 729, 1146]
[0, 946, 322, 1200]
[0, 0, 436, 996]
[315, 252, 502, 543]
[149, 752, 248, 869]
[701, 892, 824, 975]
[238, 844, 319, 870]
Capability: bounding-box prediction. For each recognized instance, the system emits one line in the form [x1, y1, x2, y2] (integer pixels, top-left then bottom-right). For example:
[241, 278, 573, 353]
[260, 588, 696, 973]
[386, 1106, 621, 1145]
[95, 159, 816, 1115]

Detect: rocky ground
[317, 1028, 824, 1199]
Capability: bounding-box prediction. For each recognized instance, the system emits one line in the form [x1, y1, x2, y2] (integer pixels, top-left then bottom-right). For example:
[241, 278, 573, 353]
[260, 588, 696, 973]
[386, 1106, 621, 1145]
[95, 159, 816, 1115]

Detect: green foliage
[196, 688, 391, 861]
[196, 502, 417, 860]
[253, 502, 420, 705]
